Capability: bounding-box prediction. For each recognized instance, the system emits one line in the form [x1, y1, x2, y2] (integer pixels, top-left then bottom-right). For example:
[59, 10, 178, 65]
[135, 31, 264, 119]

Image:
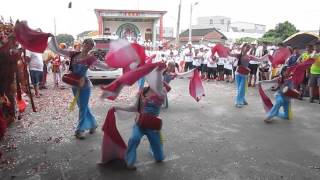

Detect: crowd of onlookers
[147, 41, 320, 103]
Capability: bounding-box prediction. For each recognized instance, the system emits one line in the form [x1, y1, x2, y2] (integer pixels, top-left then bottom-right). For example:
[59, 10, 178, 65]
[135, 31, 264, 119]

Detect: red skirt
[137, 113, 162, 130]
[237, 66, 251, 75]
[62, 74, 85, 87]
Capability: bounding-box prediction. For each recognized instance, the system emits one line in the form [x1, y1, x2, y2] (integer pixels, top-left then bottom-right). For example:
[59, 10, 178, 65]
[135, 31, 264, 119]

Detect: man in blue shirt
[286, 47, 301, 67]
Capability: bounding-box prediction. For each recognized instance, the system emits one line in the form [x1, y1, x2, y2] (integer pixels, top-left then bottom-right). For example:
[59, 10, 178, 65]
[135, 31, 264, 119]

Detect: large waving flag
[287, 58, 315, 86]
[271, 47, 291, 68]
[258, 83, 274, 112]
[211, 44, 230, 58]
[101, 60, 164, 100]
[14, 21, 50, 53]
[101, 108, 127, 163]
[189, 69, 205, 102]
[105, 39, 147, 71]
[144, 65, 167, 97]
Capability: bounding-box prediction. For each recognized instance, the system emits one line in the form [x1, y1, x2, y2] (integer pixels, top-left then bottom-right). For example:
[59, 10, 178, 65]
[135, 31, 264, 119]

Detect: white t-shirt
[166, 49, 178, 57]
[155, 50, 166, 62]
[249, 60, 260, 65]
[230, 56, 238, 67]
[224, 58, 233, 70]
[192, 52, 202, 66]
[217, 57, 227, 66]
[26, 50, 43, 71]
[203, 51, 211, 66]
[207, 54, 217, 68]
[183, 48, 194, 62]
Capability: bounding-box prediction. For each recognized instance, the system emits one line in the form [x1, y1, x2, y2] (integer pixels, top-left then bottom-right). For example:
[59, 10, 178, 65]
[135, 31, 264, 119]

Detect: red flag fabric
[288, 58, 315, 86]
[105, 40, 147, 69]
[258, 83, 273, 113]
[0, 110, 7, 139]
[14, 21, 49, 53]
[163, 81, 171, 92]
[101, 108, 127, 163]
[189, 69, 205, 102]
[17, 98, 27, 113]
[211, 44, 230, 58]
[101, 59, 163, 100]
[271, 48, 291, 68]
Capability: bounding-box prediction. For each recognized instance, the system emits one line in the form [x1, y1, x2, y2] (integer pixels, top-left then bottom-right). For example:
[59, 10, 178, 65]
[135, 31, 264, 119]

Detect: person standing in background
[308, 42, 320, 103]
[25, 50, 43, 98]
[183, 42, 194, 72]
[248, 44, 259, 87]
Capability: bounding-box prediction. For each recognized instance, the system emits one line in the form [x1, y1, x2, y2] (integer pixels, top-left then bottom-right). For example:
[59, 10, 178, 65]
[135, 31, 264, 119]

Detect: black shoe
[309, 97, 315, 103]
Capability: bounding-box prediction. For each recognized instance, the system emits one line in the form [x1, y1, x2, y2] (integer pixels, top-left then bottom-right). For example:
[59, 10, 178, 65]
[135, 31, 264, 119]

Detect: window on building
[209, 19, 213, 24]
[220, 19, 224, 24]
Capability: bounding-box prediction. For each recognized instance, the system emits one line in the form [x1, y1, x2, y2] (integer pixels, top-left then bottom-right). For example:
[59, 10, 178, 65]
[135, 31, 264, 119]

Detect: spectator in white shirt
[217, 57, 226, 81]
[248, 45, 259, 87]
[207, 52, 218, 80]
[224, 57, 234, 82]
[200, 47, 207, 79]
[192, 48, 202, 71]
[183, 43, 194, 72]
[26, 50, 44, 98]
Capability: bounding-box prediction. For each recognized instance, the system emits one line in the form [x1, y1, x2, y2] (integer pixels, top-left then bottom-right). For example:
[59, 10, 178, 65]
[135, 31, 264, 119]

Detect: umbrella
[283, 32, 319, 49]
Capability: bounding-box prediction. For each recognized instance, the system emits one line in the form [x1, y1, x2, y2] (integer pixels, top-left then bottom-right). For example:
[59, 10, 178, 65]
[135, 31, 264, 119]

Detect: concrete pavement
[1, 79, 320, 180]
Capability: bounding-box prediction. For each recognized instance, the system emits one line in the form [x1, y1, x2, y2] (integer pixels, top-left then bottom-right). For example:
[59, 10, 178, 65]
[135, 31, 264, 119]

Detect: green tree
[236, 37, 256, 44]
[263, 21, 299, 42]
[56, 34, 74, 47]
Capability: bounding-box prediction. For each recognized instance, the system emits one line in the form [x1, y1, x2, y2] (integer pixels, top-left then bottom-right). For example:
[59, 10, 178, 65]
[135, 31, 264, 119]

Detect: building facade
[179, 28, 227, 45]
[94, 9, 166, 48]
[194, 16, 266, 34]
[156, 27, 174, 39]
[194, 16, 231, 32]
[231, 21, 266, 34]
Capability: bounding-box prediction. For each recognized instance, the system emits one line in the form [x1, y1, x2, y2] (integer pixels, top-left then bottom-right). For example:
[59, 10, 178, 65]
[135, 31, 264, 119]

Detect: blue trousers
[125, 124, 164, 166]
[72, 86, 97, 132]
[267, 93, 290, 119]
[137, 78, 145, 91]
[235, 73, 247, 105]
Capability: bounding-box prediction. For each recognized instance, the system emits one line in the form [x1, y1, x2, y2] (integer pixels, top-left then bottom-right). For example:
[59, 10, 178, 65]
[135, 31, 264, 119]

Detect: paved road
[1, 79, 320, 180]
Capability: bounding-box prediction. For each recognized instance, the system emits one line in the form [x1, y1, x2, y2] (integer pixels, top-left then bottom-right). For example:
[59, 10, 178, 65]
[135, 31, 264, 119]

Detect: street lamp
[188, 1, 199, 44]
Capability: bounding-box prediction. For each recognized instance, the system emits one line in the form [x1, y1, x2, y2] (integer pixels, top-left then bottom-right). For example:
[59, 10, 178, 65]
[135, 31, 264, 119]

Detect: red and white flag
[211, 44, 230, 58]
[189, 69, 205, 102]
[14, 21, 50, 53]
[270, 47, 291, 68]
[101, 60, 164, 100]
[101, 108, 127, 163]
[105, 40, 147, 71]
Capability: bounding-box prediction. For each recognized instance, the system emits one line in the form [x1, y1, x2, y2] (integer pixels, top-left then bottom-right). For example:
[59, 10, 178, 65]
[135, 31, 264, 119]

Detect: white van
[87, 35, 122, 80]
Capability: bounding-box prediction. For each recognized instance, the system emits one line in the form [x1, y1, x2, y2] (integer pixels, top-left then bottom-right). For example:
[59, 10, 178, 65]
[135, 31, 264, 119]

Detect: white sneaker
[89, 127, 97, 134]
[75, 131, 85, 139]
[264, 118, 273, 123]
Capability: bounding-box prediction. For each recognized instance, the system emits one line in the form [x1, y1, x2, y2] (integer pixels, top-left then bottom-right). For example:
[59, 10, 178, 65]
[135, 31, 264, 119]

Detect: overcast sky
[1, 0, 319, 37]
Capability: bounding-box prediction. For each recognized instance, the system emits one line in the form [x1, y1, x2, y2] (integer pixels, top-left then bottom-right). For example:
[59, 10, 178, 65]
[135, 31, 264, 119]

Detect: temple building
[94, 9, 166, 48]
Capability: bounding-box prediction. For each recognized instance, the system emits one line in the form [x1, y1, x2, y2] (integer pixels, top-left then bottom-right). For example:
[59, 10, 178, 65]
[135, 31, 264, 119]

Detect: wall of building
[231, 21, 266, 34]
[156, 27, 174, 38]
[195, 16, 231, 31]
[102, 20, 154, 39]
[194, 16, 266, 34]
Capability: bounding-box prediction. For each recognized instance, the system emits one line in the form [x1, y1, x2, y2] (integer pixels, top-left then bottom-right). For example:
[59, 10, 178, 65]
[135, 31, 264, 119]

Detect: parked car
[87, 35, 122, 80]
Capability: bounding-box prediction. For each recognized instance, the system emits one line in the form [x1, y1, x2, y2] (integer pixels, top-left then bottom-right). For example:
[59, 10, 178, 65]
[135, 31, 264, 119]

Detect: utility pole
[188, 2, 198, 44]
[176, 0, 181, 45]
[188, 3, 192, 43]
[53, 16, 56, 36]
